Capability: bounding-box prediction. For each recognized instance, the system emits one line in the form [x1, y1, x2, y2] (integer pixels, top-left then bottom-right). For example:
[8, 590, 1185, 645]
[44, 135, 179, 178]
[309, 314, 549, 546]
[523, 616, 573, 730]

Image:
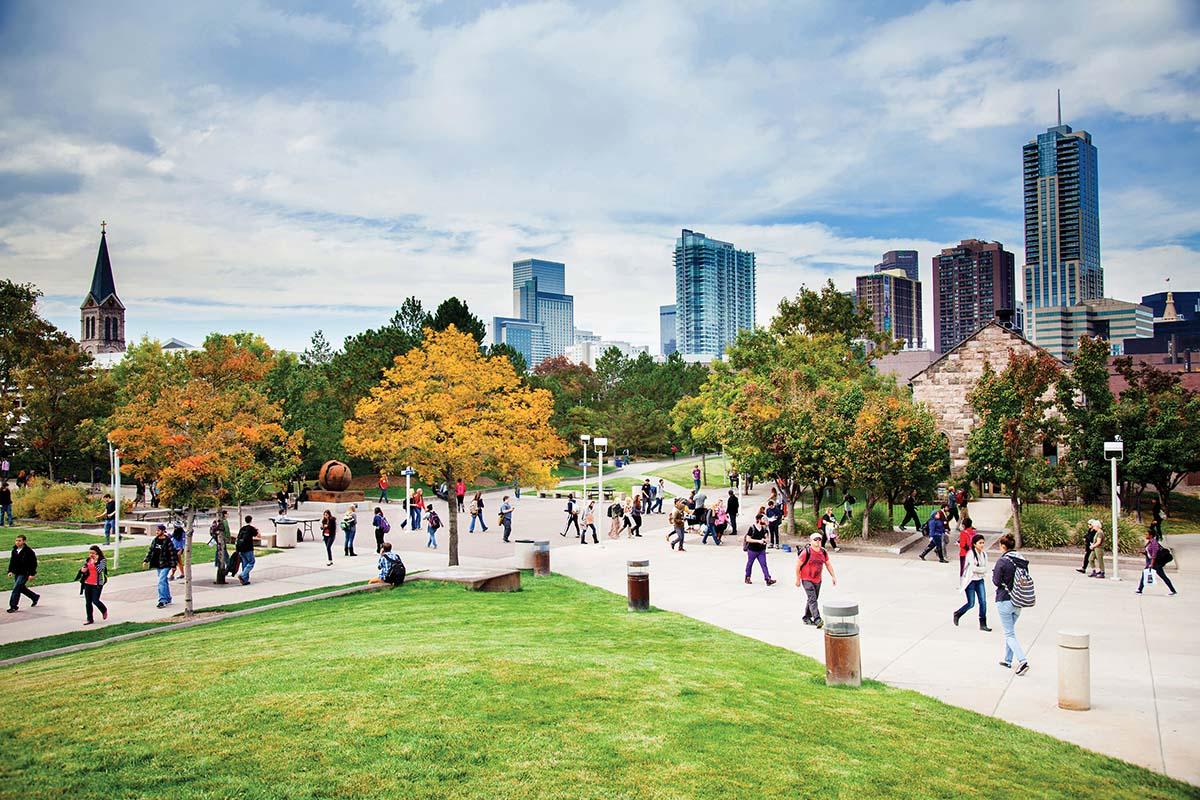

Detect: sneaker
[239, 577, 249, 585]
[31, 594, 39, 607]
[918, 553, 926, 561]
[1135, 590, 1142, 595]
[1169, 591, 1178, 596]
[156, 602, 166, 609]
[4, 608, 14, 614]
[953, 612, 961, 626]
[102, 609, 108, 620]
[744, 576, 751, 584]
[1015, 662, 1030, 677]
[83, 620, 93, 625]
[1076, 568, 1086, 574]
[998, 661, 1011, 669]
[815, 619, 824, 629]
[766, 578, 777, 586]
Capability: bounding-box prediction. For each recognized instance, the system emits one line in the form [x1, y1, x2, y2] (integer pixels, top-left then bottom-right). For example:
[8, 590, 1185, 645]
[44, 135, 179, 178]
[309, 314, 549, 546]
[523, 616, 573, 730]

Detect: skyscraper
[497, 258, 575, 368]
[932, 239, 1017, 353]
[80, 222, 125, 356]
[674, 229, 755, 358]
[875, 250, 919, 282]
[1022, 97, 1102, 346]
[659, 304, 677, 356]
[856, 269, 923, 349]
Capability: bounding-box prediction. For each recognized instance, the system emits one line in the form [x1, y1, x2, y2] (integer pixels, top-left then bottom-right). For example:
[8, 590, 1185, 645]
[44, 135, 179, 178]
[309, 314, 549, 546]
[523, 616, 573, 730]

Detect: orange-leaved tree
[344, 325, 567, 566]
[109, 379, 301, 615]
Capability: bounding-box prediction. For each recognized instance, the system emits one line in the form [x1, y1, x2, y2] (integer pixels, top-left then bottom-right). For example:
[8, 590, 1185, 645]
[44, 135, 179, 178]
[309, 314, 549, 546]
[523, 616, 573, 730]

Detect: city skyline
[1, 1, 1197, 352]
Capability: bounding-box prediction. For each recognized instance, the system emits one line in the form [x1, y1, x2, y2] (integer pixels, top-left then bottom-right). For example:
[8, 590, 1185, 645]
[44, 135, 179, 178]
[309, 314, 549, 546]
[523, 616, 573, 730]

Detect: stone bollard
[627, 560, 650, 611]
[822, 600, 861, 687]
[1058, 631, 1091, 711]
[513, 539, 536, 570]
[532, 540, 551, 576]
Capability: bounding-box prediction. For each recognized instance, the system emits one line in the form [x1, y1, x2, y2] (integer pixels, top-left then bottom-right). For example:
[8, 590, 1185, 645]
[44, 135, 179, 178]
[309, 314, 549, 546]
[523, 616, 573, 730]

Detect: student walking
[1082, 518, 1105, 578]
[607, 499, 624, 539]
[899, 491, 921, 531]
[946, 485, 960, 530]
[168, 523, 186, 580]
[0, 481, 11, 527]
[765, 500, 783, 548]
[562, 494, 581, 538]
[744, 515, 775, 585]
[378, 473, 390, 504]
[918, 509, 948, 562]
[654, 480, 666, 513]
[77, 545, 108, 624]
[1149, 499, 1164, 540]
[143, 525, 176, 608]
[692, 465, 702, 491]
[726, 490, 739, 535]
[993, 533, 1030, 676]
[641, 480, 654, 514]
[468, 492, 489, 532]
[235, 516, 258, 585]
[6, 534, 40, 612]
[820, 508, 840, 550]
[321, 510, 337, 566]
[341, 505, 358, 556]
[99, 493, 116, 544]
[957, 516, 977, 575]
[1136, 531, 1177, 595]
[426, 505, 442, 548]
[409, 489, 425, 531]
[629, 496, 643, 537]
[499, 496, 514, 543]
[953, 534, 991, 630]
[839, 492, 855, 525]
[796, 532, 836, 626]
[668, 500, 687, 552]
[372, 507, 390, 553]
[582, 500, 599, 543]
[455, 479, 466, 513]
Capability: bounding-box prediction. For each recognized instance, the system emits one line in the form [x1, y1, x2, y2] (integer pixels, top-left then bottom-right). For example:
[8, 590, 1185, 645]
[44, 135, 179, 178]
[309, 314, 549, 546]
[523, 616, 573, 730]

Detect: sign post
[109, 442, 122, 569]
[594, 437, 608, 505]
[1104, 437, 1124, 581]
[580, 435, 591, 501]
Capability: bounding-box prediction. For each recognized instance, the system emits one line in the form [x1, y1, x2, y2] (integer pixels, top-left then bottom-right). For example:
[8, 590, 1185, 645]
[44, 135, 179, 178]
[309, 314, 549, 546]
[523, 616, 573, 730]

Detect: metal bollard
[532, 540, 551, 576]
[822, 600, 861, 687]
[1057, 631, 1091, 711]
[627, 560, 650, 611]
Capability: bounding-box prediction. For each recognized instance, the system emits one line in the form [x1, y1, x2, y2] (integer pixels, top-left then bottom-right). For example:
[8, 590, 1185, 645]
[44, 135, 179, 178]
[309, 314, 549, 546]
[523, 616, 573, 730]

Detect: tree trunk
[215, 504, 228, 584]
[701, 452, 707, 487]
[862, 496, 873, 540]
[446, 466, 459, 567]
[184, 507, 195, 618]
[1010, 494, 1022, 550]
[784, 479, 796, 539]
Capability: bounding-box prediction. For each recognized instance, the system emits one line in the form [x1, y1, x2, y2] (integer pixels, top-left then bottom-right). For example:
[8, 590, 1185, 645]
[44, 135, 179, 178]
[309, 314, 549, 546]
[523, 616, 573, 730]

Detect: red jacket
[958, 527, 975, 557]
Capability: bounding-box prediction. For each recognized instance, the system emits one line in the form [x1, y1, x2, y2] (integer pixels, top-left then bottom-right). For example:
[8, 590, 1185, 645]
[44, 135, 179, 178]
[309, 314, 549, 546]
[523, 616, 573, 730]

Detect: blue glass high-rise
[674, 230, 755, 358]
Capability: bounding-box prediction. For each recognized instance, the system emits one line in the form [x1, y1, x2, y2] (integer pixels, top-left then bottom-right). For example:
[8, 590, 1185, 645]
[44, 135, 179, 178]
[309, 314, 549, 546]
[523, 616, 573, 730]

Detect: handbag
[1143, 567, 1155, 586]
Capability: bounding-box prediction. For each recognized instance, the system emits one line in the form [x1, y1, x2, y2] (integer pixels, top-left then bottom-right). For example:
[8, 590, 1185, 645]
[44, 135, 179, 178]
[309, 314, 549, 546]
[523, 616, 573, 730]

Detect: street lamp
[401, 466, 416, 513]
[594, 437, 608, 504]
[580, 435, 591, 500]
[1104, 437, 1124, 580]
[108, 441, 121, 569]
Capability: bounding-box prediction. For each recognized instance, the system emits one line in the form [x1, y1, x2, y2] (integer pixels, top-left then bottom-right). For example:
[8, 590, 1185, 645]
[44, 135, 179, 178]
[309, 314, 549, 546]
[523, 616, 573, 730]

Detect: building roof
[909, 319, 1060, 384]
[83, 230, 122, 308]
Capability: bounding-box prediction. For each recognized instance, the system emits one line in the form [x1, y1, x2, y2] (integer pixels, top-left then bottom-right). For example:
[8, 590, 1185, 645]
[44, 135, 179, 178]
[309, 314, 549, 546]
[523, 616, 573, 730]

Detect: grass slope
[649, 454, 731, 490]
[4, 576, 1191, 800]
[4, 527, 105, 549]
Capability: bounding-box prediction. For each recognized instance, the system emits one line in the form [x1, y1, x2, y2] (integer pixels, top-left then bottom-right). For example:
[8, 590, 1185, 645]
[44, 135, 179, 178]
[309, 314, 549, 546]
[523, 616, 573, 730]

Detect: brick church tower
[80, 222, 125, 355]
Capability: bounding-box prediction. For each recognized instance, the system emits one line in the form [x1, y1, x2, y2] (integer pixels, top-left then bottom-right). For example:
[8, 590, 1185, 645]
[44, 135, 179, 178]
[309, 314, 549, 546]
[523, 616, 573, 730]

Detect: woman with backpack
[341, 505, 358, 557]
[562, 494, 581, 538]
[372, 507, 391, 553]
[581, 500, 598, 543]
[607, 498, 624, 539]
[320, 510, 337, 567]
[992, 533, 1031, 676]
[425, 505, 442, 549]
[77, 545, 108, 625]
[953, 533, 991, 631]
[629, 495, 643, 537]
[168, 524, 186, 581]
[468, 492, 488, 533]
[1136, 530, 1177, 596]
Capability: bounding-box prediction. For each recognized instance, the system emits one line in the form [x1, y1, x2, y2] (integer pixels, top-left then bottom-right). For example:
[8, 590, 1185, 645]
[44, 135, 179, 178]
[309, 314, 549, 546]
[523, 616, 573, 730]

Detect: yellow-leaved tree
[344, 326, 567, 566]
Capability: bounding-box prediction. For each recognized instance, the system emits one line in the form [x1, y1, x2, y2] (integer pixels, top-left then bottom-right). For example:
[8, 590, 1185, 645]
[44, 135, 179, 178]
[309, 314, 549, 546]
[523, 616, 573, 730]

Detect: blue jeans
[997, 599, 1026, 665]
[955, 579, 987, 621]
[239, 551, 255, 582]
[103, 518, 115, 544]
[0, 504, 12, 526]
[344, 524, 356, 554]
[427, 527, 437, 548]
[410, 507, 422, 530]
[469, 512, 487, 532]
[693, 479, 701, 491]
[156, 567, 172, 604]
[8, 574, 38, 610]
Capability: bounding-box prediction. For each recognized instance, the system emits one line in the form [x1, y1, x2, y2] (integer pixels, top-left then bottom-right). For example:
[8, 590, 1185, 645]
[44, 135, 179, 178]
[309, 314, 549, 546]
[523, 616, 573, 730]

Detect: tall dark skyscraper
[856, 269, 923, 349]
[932, 239, 1017, 353]
[659, 304, 677, 356]
[875, 250, 919, 282]
[674, 229, 755, 358]
[1023, 96, 1102, 347]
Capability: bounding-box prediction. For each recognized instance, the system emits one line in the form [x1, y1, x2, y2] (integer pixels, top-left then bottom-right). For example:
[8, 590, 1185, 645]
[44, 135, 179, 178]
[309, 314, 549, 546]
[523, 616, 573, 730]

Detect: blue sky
[1, 0, 1198, 352]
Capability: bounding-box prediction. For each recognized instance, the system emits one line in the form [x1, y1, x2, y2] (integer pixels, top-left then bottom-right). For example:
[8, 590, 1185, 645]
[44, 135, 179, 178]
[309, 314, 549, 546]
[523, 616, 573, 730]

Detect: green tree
[771, 279, 888, 349]
[330, 299, 426, 419]
[965, 351, 1063, 547]
[487, 342, 528, 376]
[1055, 335, 1115, 501]
[0, 281, 62, 456]
[267, 332, 347, 473]
[428, 297, 486, 344]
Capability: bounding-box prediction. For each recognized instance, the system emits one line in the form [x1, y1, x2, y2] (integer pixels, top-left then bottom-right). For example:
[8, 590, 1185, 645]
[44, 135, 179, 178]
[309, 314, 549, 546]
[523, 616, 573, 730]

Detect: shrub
[1073, 517, 1145, 556]
[11, 478, 51, 518]
[1012, 505, 1072, 550]
[868, 505, 892, 533]
[35, 485, 91, 521]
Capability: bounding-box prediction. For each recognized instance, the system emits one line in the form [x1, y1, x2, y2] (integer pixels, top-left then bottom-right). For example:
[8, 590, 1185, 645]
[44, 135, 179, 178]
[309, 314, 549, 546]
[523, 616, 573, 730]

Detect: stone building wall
[910, 322, 1050, 474]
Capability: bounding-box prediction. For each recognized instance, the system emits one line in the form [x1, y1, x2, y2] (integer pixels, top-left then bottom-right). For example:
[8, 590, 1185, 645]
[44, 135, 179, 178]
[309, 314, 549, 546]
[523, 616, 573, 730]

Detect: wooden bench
[585, 489, 615, 501]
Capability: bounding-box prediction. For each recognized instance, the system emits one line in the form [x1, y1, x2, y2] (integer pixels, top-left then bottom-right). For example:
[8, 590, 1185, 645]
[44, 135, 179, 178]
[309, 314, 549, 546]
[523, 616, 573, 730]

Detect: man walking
[898, 491, 921, 531]
[99, 492, 116, 545]
[499, 496, 514, 543]
[143, 524, 176, 608]
[378, 472, 390, 504]
[692, 465, 702, 492]
[918, 508, 948, 562]
[726, 489, 739, 537]
[653, 480, 666, 513]
[641, 479, 654, 514]
[235, 516, 258, 585]
[6, 534, 39, 612]
[946, 485, 960, 530]
[796, 532, 837, 628]
[0, 481, 12, 527]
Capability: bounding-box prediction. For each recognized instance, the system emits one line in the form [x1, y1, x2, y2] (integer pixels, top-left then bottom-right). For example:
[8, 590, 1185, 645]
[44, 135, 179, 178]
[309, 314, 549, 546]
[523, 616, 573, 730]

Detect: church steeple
[80, 221, 126, 355]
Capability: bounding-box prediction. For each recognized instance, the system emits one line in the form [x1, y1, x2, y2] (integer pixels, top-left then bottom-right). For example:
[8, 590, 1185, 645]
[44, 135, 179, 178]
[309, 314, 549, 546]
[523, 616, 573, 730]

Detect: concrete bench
[407, 566, 521, 592]
[253, 533, 277, 549]
[118, 520, 158, 536]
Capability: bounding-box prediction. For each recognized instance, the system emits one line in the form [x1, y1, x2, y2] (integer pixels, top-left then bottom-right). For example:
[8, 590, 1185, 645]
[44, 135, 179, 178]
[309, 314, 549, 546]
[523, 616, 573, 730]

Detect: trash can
[513, 539, 536, 569]
[1058, 630, 1091, 711]
[822, 599, 861, 687]
[532, 540, 551, 576]
[627, 560, 650, 611]
[275, 527, 297, 548]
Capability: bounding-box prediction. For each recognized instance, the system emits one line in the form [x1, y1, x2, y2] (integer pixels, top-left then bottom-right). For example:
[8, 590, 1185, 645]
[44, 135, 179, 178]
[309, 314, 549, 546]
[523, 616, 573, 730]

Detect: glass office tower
[674, 229, 755, 358]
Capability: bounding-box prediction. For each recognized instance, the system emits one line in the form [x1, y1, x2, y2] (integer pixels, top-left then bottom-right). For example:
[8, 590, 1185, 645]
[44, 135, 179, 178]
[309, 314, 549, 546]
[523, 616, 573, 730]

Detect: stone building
[910, 320, 1060, 474]
[80, 223, 125, 356]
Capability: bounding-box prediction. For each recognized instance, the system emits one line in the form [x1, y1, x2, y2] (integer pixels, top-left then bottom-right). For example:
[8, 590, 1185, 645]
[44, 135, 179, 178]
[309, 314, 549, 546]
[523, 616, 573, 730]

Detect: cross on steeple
[101, 220, 107, 234]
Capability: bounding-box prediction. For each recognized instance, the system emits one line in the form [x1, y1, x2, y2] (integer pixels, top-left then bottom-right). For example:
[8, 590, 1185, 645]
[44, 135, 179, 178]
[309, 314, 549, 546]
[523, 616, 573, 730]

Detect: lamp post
[1104, 437, 1124, 580]
[108, 442, 121, 569]
[581, 435, 591, 501]
[402, 466, 415, 513]
[594, 437, 608, 503]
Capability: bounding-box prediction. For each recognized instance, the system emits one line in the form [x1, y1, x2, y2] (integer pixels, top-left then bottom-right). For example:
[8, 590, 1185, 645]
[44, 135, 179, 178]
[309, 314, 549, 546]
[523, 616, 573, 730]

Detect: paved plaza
[5, 475, 1198, 786]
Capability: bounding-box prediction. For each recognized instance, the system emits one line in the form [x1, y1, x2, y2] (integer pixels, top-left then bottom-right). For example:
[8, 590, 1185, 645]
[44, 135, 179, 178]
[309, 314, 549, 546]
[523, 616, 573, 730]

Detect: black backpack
[1155, 546, 1174, 568]
[383, 554, 406, 584]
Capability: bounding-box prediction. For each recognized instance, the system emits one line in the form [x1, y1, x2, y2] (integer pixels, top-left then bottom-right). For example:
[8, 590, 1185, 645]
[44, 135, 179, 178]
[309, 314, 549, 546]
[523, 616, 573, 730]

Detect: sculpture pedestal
[308, 490, 365, 503]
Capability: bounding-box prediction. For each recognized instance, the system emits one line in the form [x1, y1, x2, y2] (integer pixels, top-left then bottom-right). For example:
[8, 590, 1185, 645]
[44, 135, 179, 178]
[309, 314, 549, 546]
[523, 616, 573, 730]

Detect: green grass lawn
[0, 621, 171, 661]
[649, 454, 731, 490]
[5, 577, 1191, 799]
[4, 527, 106, 549]
[1, 546, 279, 590]
[555, 477, 674, 499]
